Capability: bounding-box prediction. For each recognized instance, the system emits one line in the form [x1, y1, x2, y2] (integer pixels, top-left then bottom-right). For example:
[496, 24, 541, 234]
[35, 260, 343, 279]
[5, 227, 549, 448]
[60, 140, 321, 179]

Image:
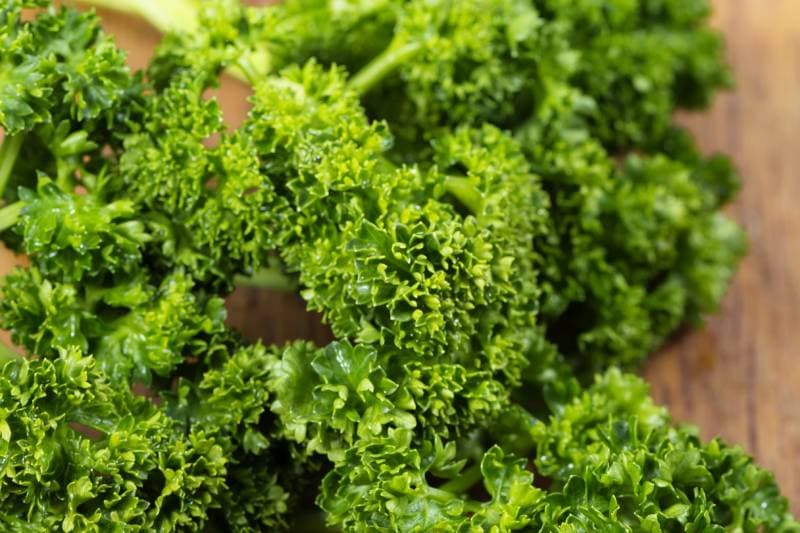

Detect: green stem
[223, 48, 272, 85]
[235, 265, 297, 292]
[444, 176, 483, 214]
[0, 201, 23, 232]
[56, 159, 73, 191]
[348, 41, 424, 95]
[78, 0, 200, 33]
[438, 463, 484, 495]
[427, 486, 482, 513]
[425, 464, 484, 514]
[291, 511, 339, 533]
[0, 133, 23, 198]
[0, 341, 20, 365]
[77, 0, 272, 84]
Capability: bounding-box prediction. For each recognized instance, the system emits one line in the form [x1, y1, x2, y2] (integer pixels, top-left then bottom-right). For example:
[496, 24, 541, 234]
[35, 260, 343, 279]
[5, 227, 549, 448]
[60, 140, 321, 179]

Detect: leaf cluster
[0, 0, 793, 531]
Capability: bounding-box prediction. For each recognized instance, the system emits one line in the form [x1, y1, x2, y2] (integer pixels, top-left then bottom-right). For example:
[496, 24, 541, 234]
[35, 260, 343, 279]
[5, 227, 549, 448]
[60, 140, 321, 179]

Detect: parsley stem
[78, 0, 272, 85]
[0, 201, 23, 232]
[427, 486, 482, 513]
[349, 41, 424, 95]
[0, 341, 19, 364]
[78, 0, 199, 33]
[0, 133, 23, 199]
[228, 46, 274, 85]
[438, 463, 483, 495]
[444, 176, 483, 214]
[235, 265, 297, 292]
[425, 464, 484, 514]
[291, 512, 339, 533]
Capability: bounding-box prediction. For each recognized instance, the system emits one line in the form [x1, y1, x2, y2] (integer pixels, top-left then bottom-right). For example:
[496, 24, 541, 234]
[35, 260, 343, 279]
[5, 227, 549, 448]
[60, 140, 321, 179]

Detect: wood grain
[3, 0, 798, 514]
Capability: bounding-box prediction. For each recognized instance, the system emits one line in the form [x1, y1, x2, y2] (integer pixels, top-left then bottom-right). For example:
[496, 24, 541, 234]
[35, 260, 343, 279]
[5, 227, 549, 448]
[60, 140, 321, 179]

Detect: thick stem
[291, 512, 339, 533]
[78, 0, 271, 85]
[0, 341, 20, 365]
[348, 41, 424, 95]
[56, 159, 74, 191]
[0, 201, 23, 232]
[78, 0, 200, 33]
[444, 176, 483, 214]
[424, 464, 484, 514]
[230, 51, 267, 86]
[0, 133, 23, 198]
[235, 265, 297, 292]
[438, 463, 483, 495]
[427, 486, 482, 513]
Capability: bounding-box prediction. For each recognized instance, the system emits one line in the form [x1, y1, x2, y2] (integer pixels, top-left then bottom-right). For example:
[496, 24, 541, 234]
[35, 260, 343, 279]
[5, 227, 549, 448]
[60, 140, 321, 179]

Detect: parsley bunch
[0, 0, 794, 531]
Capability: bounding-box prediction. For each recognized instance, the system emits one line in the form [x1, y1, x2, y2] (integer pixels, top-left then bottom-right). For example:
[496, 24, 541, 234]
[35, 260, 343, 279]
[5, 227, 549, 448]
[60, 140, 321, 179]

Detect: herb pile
[0, 0, 795, 531]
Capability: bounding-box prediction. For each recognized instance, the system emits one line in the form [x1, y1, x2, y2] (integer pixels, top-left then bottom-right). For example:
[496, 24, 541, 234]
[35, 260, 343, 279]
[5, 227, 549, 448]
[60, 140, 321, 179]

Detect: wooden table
[2, 0, 798, 514]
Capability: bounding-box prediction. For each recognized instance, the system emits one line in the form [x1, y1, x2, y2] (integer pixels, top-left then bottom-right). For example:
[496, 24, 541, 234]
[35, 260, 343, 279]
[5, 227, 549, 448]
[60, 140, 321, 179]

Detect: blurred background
[2, 0, 797, 514]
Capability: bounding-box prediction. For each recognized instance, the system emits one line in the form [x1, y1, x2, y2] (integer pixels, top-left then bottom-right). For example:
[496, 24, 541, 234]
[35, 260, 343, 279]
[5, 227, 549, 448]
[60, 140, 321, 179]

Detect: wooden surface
[2, 0, 797, 514]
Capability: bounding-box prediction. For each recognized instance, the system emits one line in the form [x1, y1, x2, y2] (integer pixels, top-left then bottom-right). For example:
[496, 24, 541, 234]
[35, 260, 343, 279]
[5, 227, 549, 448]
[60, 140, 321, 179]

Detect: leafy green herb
[0, 0, 792, 531]
[320, 370, 797, 532]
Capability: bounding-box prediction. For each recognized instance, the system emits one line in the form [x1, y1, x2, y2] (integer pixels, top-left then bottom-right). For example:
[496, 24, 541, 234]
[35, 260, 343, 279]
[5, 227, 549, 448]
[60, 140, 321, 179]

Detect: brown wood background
[1, 0, 797, 515]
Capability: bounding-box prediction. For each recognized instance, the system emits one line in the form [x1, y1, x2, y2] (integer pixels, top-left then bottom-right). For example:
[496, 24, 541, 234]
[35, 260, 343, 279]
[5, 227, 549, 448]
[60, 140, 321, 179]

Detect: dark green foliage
[0, 2, 129, 134]
[535, 152, 745, 374]
[266, 0, 400, 72]
[0, 266, 232, 384]
[17, 178, 150, 282]
[0, 0, 140, 230]
[167, 343, 294, 530]
[245, 62, 549, 388]
[357, 0, 569, 149]
[118, 73, 288, 285]
[533, 0, 731, 149]
[319, 371, 798, 532]
[0, 0, 791, 531]
[0, 348, 227, 532]
[224, 0, 741, 375]
[267, 340, 508, 462]
[531, 370, 798, 532]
